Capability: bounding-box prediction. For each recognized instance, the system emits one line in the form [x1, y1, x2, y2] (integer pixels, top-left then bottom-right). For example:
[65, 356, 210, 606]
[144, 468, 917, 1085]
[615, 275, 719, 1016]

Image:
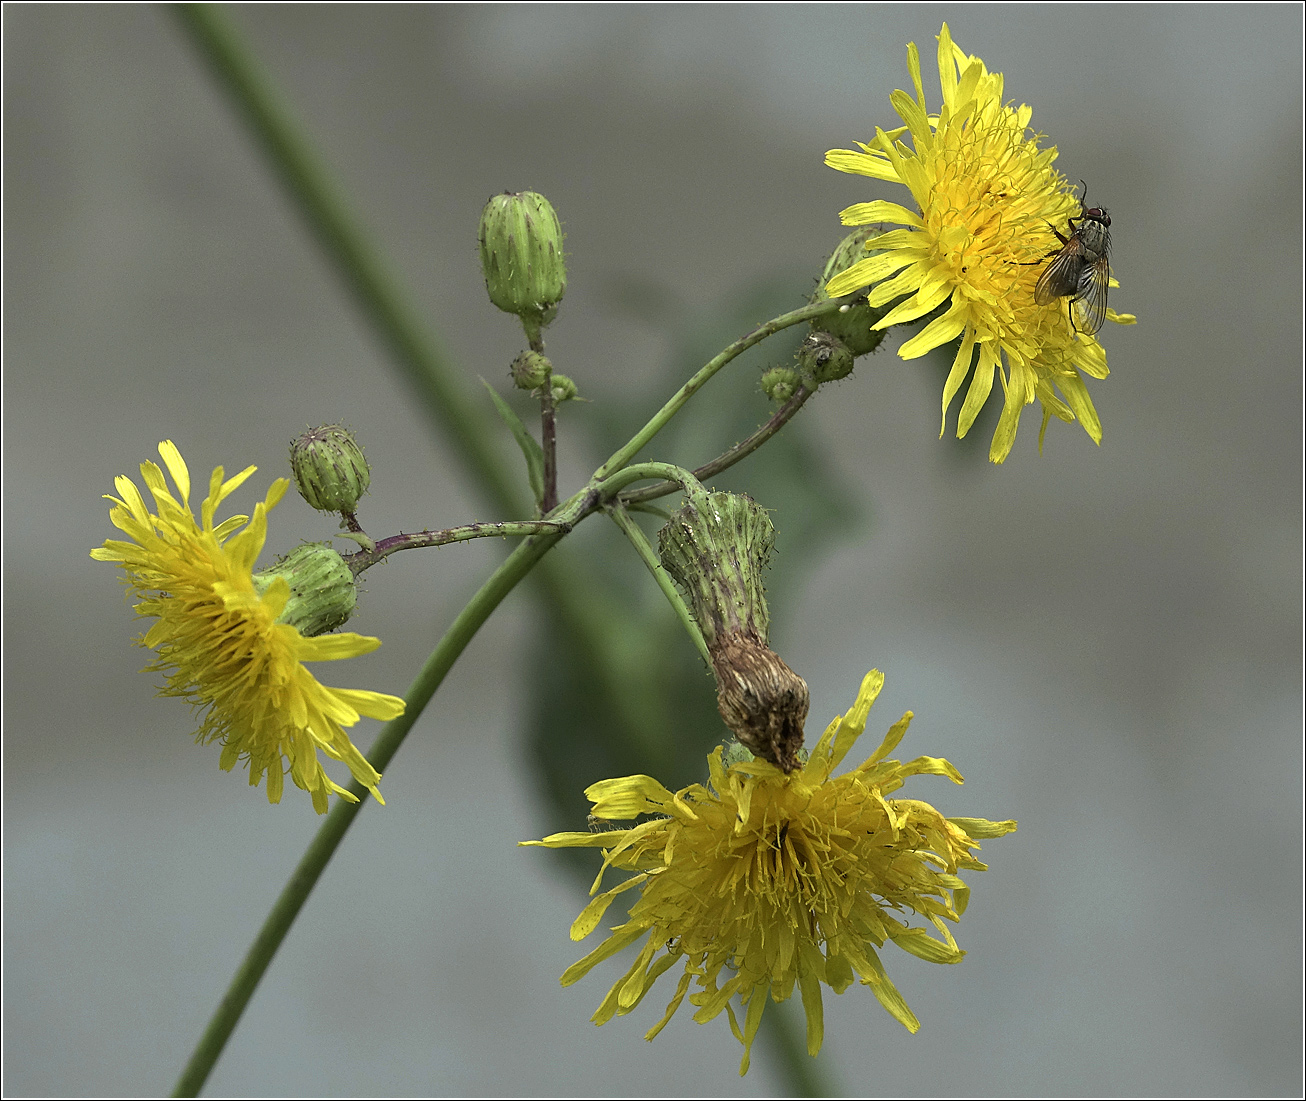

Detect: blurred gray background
[4, 3, 1302, 1096]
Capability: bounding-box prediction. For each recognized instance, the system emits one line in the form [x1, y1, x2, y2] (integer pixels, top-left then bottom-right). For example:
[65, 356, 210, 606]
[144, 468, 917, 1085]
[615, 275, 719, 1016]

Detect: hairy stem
[345, 520, 570, 575]
[594, 461, 706, 502]
[592, 299, 843, 480]
[620, 383, 816, 505]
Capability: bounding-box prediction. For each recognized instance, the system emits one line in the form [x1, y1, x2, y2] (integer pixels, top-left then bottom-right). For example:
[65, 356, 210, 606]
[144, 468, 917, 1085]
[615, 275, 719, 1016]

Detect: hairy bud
[253, 543, 358, 637]
[813, 228, 889, 357]
[289, 425, 370, 515]
[478, 191, 567, 327]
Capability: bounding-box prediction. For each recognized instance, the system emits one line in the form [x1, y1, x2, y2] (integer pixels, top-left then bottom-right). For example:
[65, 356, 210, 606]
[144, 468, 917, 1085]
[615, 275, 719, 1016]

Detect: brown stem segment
[524, 322, 559, 514]
[343, 520, 570, 575]
[539, 385, 558, 514]
[619, 384, 815, 506]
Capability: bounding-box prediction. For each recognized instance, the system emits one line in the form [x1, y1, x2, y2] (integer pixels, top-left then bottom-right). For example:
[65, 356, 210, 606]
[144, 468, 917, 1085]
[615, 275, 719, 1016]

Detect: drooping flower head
[92, 441, 405, 813]
[525, 670, 1016, 1075]
[825, 24, 1135, 462]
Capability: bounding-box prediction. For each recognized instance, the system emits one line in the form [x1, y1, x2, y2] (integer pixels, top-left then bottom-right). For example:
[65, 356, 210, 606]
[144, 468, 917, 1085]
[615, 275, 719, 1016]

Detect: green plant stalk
[620, 383, 816, 506]
[592, 299, 844, 480]
[172, 5, 833, 1087]
[172, 531, 563, 1098]
[594, 461, 705, 501]
[522, 318, 560, 513]
[172, 0, 666, 775]
[172, 3, 525, 521]
[759, 997, 839, 1097]
[173, 0, 705, 769]
[606, 503, 711, 667]
[172, 470, 671, 1096]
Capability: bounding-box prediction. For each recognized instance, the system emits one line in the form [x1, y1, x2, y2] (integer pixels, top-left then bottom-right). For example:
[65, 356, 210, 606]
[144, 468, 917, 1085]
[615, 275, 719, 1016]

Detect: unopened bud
[290, 425, 370, 514]
[760, 366, 801, 404]
[253, 543, 358, 636]
[813, 228, 888, 357]
[798, 330, 855, 385]
[511, 350, 552, 390]
[478, 191, 566, 326]
[549, 373, 578, 404]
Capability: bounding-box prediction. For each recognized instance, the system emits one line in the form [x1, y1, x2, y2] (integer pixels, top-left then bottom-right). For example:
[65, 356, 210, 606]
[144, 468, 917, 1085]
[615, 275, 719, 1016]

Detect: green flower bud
[798, 330, 855, 385]
[818, 227, 879, 293]
[760, 366, 801, 404]
[659, 489, 774, 650]
[511, 350, 553, 390]
[549, 373, 578, 404]
[478, 191, 567, 325]
[253, 542, 358, 637]
[813, 228, 888, 357]
[658, 489, 809, 772]
[289, 425, 370, 514]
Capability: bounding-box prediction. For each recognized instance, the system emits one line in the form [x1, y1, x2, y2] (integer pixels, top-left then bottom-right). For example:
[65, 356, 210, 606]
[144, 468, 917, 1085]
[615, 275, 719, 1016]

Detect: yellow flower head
[91, 441, 405, 814]
[525, 670, 1016, 1075]
[825, 24, 1135, 462]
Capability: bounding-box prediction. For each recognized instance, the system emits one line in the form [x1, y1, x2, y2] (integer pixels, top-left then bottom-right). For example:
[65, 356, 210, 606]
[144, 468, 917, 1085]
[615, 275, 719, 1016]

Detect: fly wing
[1071, 258, 1110, 336]
[1033, 241, 1085, 305]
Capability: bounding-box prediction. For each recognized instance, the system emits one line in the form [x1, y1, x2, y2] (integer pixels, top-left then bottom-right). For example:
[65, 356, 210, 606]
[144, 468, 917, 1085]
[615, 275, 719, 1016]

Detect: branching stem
[607, 503, 711, 667]
[620, 383, 816, 505]
[344, 520, 570, 575]
[593, 299, 843, 480]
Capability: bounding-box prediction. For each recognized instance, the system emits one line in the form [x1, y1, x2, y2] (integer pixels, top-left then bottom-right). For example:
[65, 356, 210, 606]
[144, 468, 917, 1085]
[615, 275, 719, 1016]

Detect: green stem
[606, 504, 711, 667]
[171, 3, 524, 520]
[170, 15, 842, 1094]
[594, 461, 704, 502]
[620, 383, 816, 506]
[592, 299, 843, 480]
[171, 531, 563, 1098]
[760, 998, 839, 1097]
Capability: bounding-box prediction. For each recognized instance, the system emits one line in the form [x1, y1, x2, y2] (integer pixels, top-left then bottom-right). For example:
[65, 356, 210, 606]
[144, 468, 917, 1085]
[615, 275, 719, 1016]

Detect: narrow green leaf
[482, 379, 544, 507]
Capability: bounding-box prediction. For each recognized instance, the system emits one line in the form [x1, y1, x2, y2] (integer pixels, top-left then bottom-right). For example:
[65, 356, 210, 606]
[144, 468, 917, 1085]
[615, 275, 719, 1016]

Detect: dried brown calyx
[711, 632, 809, 773]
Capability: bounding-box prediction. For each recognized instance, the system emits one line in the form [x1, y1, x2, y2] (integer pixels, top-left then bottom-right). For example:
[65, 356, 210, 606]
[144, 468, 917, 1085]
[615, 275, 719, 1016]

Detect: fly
[1032, 181, 1112, 336]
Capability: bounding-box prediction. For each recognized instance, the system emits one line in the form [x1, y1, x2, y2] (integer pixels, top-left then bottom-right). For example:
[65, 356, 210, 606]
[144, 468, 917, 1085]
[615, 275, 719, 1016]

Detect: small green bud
[549, 373, 578, 404]
[253, 543, 357, 636]
[760, 366, 801, 404]
[511, 350, 552, 390]
[798, 330, 855, 385]
[813, 228, 888, 357]
[290, 425, 370, 514]
[477, 191, 567, 326]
